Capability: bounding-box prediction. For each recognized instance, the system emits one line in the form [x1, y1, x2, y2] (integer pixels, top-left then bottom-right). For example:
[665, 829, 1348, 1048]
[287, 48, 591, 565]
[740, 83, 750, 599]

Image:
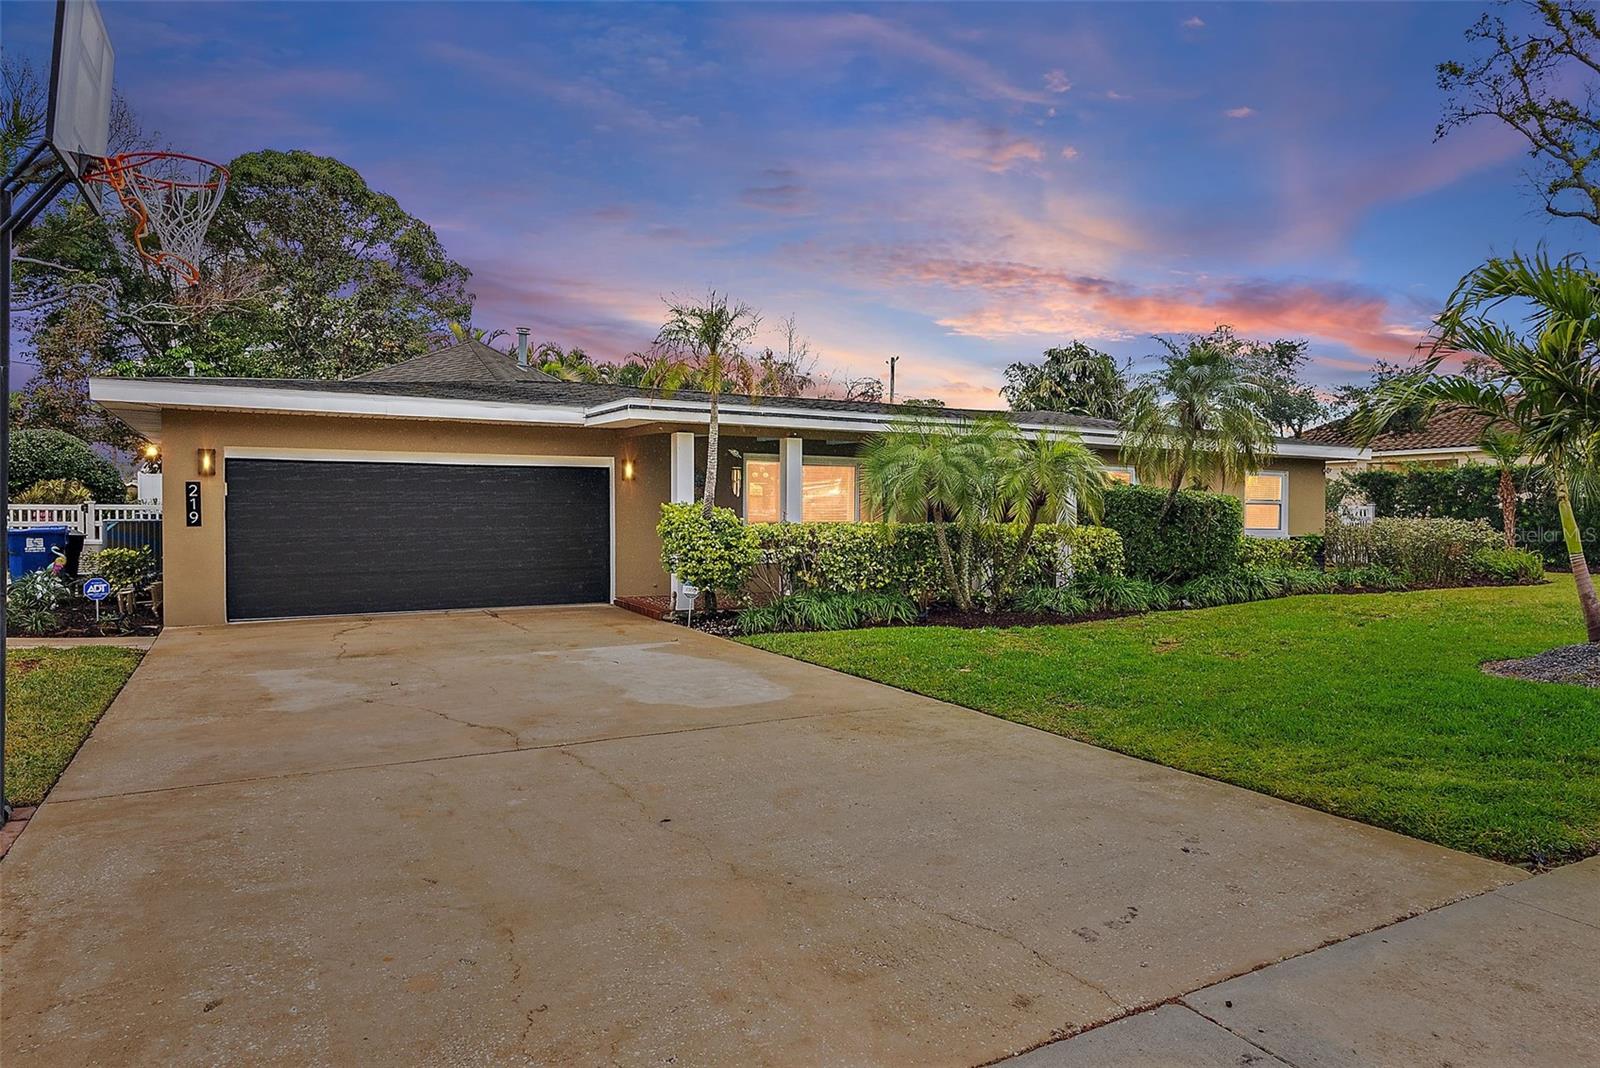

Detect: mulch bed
[6, 601, 160, 639]
[1483, 644, 1600, 688]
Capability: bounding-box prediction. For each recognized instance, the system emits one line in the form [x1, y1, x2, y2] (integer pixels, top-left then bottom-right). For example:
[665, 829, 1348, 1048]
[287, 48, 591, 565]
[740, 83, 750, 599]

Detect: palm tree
[654, 291, 763, 516]
[535, 343, 606, 382]
[441, 321, 509, 346]
[991, 429, 1106, 604]
[862, 418, 1004, 611]
[1366, 252, 1600, 642]
[1479, 425, 1524, 549]
[1119, 338, 1274, 516]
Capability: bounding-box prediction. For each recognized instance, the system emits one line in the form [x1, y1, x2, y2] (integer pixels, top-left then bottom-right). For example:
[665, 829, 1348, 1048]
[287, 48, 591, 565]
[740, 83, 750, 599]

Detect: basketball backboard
[45, 0, 114, 204]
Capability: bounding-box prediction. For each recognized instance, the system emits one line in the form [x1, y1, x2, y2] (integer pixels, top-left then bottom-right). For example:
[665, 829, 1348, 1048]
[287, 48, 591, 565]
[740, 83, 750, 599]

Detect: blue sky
[6, 1, 1594, 406]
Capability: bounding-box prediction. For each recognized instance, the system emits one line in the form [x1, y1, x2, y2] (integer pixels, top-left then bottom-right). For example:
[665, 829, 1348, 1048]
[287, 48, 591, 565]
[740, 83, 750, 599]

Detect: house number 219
[185, 481, 202, 527]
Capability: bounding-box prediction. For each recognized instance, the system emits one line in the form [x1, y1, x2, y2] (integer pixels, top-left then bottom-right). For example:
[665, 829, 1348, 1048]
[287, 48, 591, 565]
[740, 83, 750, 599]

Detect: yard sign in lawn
[1, 1, 229, 818]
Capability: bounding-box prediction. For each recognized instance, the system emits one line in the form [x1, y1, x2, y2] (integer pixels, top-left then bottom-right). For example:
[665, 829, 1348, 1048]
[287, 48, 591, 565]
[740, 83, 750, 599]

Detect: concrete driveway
[1, 607, 1518, 1066]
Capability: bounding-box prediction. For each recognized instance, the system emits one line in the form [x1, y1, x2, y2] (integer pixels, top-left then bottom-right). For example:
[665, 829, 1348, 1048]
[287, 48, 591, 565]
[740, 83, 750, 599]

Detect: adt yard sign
[83, 577, 111, 602]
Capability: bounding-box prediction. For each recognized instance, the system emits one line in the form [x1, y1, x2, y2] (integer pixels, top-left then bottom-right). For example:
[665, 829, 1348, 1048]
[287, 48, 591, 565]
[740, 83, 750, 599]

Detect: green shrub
[737, 590, 917, 634]
[1294, 533, 1325, 562]
[1178, 564, 1335, 608]
[7, 569, 69, 636]
[1338, 463, 1600, 566]
[1073, 572, 1173, 613]
[1324, 517, 1501, 585]
[13, 478, 96, 505]
[1101, 484, 1243, 583]
[1237, 537, 1314, 569]
[657, 503, 761, 602]
[1469, 547, 1545, 585]
[96, 546, 158, 589]
[1273, 566, 1337, 596]
[1012, 584, 1091, 617]
[751, 522, 1123, 608]
[8, 429, 124, 503]
[1327, 565, 1408, 592]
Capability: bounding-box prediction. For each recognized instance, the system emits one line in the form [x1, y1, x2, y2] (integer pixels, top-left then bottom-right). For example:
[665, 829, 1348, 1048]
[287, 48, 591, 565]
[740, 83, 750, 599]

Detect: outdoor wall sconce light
[141, 442, 160, 461]
[196, 448, 217, 476]
[622, 458, 635, 481]
[731, 466, 742, 498]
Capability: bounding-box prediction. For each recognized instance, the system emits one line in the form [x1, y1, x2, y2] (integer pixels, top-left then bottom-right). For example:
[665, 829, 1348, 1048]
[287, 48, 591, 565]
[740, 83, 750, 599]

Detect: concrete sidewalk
[1005, 855, 1599, 1067]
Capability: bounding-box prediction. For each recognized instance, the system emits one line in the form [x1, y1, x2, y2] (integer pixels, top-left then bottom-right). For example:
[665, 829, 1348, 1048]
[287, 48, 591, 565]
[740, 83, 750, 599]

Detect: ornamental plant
[657, 502, 760, 610]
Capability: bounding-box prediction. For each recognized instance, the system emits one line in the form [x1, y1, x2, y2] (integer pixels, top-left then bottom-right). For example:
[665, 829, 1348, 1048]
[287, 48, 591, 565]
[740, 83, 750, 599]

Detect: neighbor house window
[1243, 472, 1288, 537]
[743, 459, 860, 523]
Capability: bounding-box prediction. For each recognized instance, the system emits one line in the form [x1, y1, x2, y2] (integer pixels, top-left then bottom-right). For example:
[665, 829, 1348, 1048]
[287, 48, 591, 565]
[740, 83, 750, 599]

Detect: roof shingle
[351, 339, 557, 383]
[1302, 404, 1501, 452]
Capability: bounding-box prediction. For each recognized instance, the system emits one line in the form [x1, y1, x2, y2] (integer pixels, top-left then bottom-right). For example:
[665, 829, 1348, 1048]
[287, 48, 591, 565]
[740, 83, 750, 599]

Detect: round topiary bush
[7, 429, 125, 503]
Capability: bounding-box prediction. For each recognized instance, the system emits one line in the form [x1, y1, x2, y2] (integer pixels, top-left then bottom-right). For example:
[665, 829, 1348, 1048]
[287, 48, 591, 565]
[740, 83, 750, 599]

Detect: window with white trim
[1243, 472, 1288, 537]
[743, 458, 860, 523]
[1104, 466, 1137, 486]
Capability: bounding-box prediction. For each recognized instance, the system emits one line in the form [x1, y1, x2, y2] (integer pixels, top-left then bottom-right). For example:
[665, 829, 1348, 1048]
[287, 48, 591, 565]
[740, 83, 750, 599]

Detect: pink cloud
[1060, 145, 1080, 160]
[1043, 69, 1073, 93]
[915, 120, 1046, 173]
[1224, 106, 1256, 119]
[1182, 16, 1206, 29]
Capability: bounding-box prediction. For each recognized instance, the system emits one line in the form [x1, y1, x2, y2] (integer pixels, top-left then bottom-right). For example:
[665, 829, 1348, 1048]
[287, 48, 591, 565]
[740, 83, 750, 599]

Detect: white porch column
[669, 432, 697, 609]
[778, 436, 804, 523]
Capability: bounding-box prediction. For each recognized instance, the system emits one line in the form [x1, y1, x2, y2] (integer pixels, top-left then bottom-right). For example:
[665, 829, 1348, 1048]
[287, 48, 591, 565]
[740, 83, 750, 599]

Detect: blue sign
[83, 577, 112, 602]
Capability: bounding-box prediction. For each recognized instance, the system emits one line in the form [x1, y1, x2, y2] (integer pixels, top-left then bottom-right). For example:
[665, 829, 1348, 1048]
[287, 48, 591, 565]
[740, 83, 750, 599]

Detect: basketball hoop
[84, 151, 229, 286]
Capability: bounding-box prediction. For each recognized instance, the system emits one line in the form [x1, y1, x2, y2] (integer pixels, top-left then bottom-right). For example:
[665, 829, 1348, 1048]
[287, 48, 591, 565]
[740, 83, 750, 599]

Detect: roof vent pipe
[516, 327, 531, 368]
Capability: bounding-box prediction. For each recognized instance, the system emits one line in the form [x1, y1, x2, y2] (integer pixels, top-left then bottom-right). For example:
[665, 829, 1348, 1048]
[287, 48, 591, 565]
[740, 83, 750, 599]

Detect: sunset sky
[7, 1, 1593, 406]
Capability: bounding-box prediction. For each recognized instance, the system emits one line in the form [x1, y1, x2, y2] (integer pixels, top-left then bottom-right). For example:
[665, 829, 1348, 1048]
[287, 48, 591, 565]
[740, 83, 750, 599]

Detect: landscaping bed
[743, 578, 1600, 868]
[4, 646, 143, 808]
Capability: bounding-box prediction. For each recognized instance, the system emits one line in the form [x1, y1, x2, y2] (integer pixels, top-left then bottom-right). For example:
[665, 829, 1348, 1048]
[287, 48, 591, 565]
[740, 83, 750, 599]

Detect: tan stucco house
[89, 340, 1365, 627]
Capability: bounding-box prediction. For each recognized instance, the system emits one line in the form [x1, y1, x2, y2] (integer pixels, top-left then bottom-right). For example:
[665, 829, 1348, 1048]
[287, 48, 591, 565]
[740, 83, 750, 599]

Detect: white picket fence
[9, 502, 162, 548]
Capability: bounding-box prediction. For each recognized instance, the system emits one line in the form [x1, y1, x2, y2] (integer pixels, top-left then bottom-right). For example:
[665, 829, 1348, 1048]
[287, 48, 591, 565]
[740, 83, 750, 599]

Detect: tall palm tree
[654, 291, 762, 516]
[992, 429, 1106, 603]
[1366, 251, 1600, 642]
[441, 321, 509, 346]
[862, 418, 1004, 611]
[1479, 425, 1524, 549]
[1119, 338, 1274, 517]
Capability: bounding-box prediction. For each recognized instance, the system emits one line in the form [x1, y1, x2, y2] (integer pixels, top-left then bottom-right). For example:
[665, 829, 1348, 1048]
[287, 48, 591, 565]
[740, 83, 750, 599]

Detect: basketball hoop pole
[1, 152, 77, 824]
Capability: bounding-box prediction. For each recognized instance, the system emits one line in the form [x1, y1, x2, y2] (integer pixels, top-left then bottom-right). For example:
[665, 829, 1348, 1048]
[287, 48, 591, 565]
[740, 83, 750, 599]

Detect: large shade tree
[1000, 342, 1128, 419]
[1119, 337, 1275, 516]
[1365, 252, 1600, 642]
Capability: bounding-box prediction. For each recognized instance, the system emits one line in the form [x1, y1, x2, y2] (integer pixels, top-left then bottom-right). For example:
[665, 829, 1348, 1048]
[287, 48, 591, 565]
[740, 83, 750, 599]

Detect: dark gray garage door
[224, 459, 610, 620]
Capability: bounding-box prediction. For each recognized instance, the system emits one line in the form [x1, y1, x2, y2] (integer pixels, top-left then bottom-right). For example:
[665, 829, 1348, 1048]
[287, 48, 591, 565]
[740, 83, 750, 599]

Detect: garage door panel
[224, 459, 610, 620]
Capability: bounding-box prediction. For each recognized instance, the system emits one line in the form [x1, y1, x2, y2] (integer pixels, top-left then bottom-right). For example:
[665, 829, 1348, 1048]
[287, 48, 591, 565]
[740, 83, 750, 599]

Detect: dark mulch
[1483, 643, 1600, 688]
[6, 600, 160, 639]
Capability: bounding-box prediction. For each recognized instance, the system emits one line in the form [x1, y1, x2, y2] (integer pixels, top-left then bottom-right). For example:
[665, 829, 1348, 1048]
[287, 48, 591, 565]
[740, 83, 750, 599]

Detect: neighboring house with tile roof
[1302, 404, 1502, 473]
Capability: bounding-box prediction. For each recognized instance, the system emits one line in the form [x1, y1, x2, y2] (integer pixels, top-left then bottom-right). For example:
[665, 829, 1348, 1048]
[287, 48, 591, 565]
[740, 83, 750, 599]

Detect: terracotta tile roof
[350, 339, 557, 383]
[1302, 403, 1500, 452]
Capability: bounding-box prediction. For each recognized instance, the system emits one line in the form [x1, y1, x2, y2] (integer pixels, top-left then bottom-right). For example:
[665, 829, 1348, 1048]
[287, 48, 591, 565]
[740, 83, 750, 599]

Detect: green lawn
[5, 647, 142, 808]
[743, 577, 1600, 866]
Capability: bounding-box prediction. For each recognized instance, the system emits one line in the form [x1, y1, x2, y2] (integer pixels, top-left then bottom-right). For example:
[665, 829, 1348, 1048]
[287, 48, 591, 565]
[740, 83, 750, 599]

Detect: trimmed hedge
[751, 522, 1124, 606]
[1237, 537, 1315, 569]
[657, 503, 761, 599]
[1324, 517, 1502, 586]
[1101, 484, 1243, 583]
[1331, 464, 1598, 566]
[8, 430, 124, 503]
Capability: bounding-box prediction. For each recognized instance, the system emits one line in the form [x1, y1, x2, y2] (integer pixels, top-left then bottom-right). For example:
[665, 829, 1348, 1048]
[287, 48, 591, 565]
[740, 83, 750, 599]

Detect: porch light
[196, 448, 217, 476]
[731, 465, 742, 497]
[623, 459, 635, 481]
[141, 443, 160, 461]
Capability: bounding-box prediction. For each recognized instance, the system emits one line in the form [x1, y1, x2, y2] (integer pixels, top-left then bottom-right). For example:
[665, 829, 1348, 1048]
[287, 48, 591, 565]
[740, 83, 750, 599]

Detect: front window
[743, 459, 860, 523]
[1104, 466, 1136, 486]
[1243, 472, 1288, 536]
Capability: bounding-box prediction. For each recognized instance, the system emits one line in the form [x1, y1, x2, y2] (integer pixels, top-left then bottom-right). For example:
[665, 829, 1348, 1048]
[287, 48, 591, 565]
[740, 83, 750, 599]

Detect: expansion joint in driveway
[48, 706, 865, 806]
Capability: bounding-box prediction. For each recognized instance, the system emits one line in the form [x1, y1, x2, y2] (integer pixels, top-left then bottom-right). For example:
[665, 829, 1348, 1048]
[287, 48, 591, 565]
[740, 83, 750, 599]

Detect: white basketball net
[91, 152, 229, 286]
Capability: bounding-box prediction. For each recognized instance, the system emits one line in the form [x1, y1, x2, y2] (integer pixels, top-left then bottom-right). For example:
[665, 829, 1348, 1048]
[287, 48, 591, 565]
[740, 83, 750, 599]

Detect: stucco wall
[157, 411, 674, 627]
[1088, 448, 1327, 537]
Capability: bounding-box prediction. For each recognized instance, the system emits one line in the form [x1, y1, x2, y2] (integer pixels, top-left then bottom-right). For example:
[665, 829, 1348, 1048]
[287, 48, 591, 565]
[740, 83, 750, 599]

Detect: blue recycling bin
[7, 525, 72, 580]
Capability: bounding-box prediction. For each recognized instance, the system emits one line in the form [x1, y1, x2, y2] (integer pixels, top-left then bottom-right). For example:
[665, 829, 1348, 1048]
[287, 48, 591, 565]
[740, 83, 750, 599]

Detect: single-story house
[1304, 404, 1500, 474]
[89, 340, 1366, 626]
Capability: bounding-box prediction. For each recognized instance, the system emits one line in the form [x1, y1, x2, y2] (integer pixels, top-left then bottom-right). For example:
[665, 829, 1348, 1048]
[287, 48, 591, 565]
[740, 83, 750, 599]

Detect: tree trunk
[1497, 467, 1517, 549]
[993, 506, 1042, 608]
[931, 516, 969, 612]
[701, 388, 720, 517]
[1555, 479, 1600, 643]
[1159, 461, 1187, 521]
